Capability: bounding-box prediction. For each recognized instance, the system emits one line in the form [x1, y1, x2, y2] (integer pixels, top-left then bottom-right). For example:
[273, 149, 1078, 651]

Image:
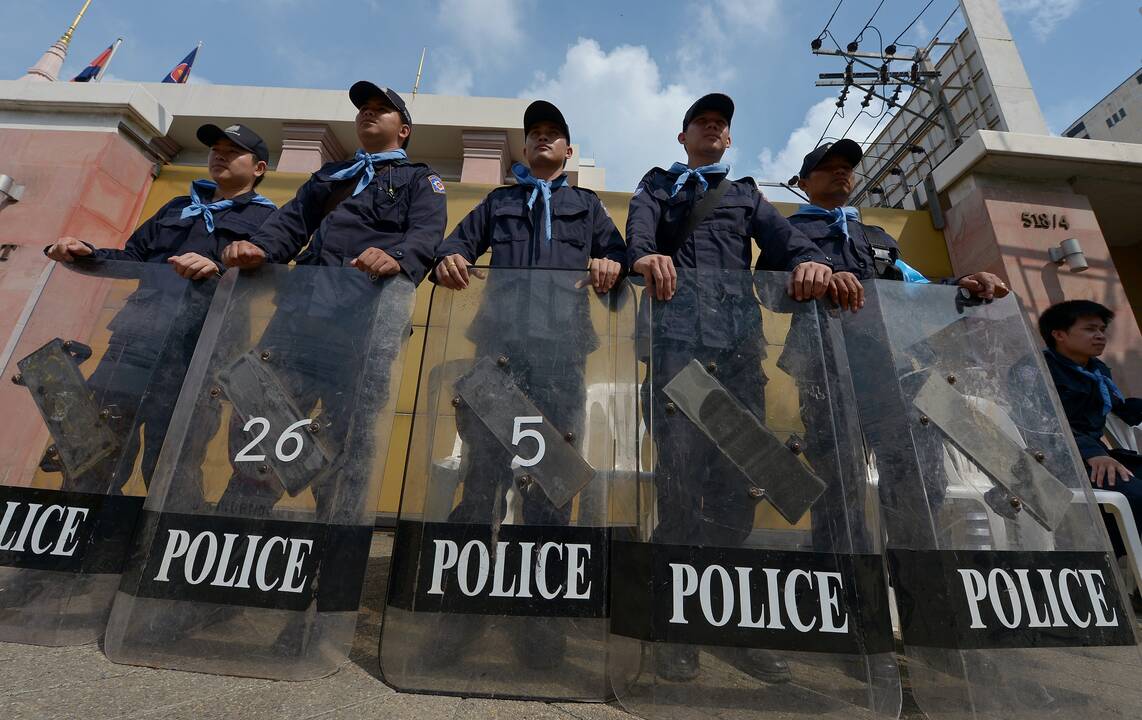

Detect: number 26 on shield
[510, 416, 546, 468]
[234, 417, 313, 463]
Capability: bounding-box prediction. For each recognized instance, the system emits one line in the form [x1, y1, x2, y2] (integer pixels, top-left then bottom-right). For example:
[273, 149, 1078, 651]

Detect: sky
[2, 1, 1138, 200]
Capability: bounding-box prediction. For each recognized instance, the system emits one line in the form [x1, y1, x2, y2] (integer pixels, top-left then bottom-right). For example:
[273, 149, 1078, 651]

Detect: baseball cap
[798, 139, 863, 180]
[682, 93, 734, 131]
[523, 100, 570, 143]
[349, 81, 413, 126]
[196, 123, 270, 163]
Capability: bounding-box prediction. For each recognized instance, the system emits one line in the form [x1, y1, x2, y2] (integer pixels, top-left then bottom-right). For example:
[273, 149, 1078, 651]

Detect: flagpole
[412, 47, 426, 98]
[95, 37, 122, 82]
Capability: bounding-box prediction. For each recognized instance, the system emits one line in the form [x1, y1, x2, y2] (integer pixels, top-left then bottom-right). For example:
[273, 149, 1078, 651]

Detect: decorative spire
[24, 0, 94, 82]
[61, 0, 94, 46]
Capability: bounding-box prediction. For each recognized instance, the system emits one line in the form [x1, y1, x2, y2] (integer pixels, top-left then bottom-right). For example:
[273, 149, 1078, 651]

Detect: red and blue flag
[72, 39, 120, 82]
[161, 45, 199, 84]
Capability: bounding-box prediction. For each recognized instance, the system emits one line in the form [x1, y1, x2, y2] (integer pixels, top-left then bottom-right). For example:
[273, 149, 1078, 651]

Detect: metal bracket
[218, 350, 335, 496]
[16, 338, 118, 478]
[663, 360, 827, 524]
[453, 356, 596, 509]
[912, 373, 1073, 531]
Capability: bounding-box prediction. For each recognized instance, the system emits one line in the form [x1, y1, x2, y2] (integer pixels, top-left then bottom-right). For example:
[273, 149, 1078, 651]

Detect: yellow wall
[141, 166, 953, 517]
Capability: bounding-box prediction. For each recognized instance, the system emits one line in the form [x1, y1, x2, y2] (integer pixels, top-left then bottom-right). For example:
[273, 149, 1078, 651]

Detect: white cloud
[437, 0, 523, 56]
[521, 39, 698, 192]
[753, 94, 901, 203]
[674, 0, 781, 88]
[429, 0, 525, 95]
[999, 0, 1082, 40]
[188, 72, 213, 86]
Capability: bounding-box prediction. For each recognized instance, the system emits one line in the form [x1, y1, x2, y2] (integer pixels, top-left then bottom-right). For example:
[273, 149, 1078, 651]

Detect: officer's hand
[435, 253, 474, 290]
[168, 253, 222, 280]
[633, 254, 677, 301]
[351, 247, 401, 277]
[828, 271, 865, 313]
[46, 237, 93, 263]
[585, 258, 622, 294]
[787, 261, 832, 301]
[1088, 455, 1133, 488]
[958, 272, 1009, 300]
[222, 240, 267, 269]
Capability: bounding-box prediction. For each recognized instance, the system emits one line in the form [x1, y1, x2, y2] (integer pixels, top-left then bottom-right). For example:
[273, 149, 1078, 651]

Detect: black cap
[196, 123, 269, 162]
[523, 100, 570, 143]
[797, 139, 863, 180]
[682, 93, 734, 131]
[349, 81, 412, 126]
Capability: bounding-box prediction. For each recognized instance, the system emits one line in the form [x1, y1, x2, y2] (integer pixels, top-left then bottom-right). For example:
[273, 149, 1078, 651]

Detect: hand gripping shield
[0, 259, 216, 646]
[844, 280, 1142, 720]
[380, 268, 637, 701]
[608, 269, 900, 719]
[103, 265, 416, 680]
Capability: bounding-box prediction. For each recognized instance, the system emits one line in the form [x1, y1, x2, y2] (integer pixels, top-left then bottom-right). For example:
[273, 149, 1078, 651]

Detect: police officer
[215, 81, 447, 521]
[790, 139, 1007, 310]
[626, 93, 832, 683]
[788, 139, 1010, 550]
[429, 100, 624, 670]
[42, 124, 276, 494]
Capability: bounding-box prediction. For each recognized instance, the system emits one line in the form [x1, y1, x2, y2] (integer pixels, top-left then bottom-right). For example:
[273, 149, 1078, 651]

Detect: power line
[892, 0, 936, 45]
[817, 0, 845, 38]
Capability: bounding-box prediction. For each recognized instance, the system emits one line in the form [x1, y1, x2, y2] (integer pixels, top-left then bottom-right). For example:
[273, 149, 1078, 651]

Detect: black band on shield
[609, 540, 894, 655]
[120, 510, 372, 612]
[0, 486, 143, 574]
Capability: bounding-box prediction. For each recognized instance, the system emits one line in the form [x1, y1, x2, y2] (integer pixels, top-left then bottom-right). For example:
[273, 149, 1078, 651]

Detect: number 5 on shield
[510, 415, 546, 468]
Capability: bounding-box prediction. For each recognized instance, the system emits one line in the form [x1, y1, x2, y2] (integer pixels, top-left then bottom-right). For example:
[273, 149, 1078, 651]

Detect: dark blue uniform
[626, 168, 830, 546]
[785, 215, 902, 281]
[1044, 349, 1142, 556]
[218, 158, 446, 520]
[250, 159, 446, 281]
[59, 189, 276, 496]
[93, 191, 275, 266]
[437, 181, 624, 527]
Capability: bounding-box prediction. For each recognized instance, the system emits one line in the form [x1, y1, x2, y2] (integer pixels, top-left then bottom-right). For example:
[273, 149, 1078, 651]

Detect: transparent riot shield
[380, 268, 637, 700]
[609, 269, 900, 719]
[103, 264, 415, 680]
[845, 280, 1142, 719]
[0, 259, 216, 646]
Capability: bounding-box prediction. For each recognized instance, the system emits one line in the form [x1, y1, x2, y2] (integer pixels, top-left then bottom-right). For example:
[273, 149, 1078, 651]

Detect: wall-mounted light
[0, 174, 24, 209]
[1048, 238, 1089, 272]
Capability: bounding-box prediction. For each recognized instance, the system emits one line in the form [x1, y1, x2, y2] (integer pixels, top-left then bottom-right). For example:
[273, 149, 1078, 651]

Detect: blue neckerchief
[329, 148, 408, 197]
[179, 180, 275, 233]
[668, 161, 729, 197]
[793, 204, 861, 241]
[1050, 349, 1125, 417]
[512, 162, 567, 245]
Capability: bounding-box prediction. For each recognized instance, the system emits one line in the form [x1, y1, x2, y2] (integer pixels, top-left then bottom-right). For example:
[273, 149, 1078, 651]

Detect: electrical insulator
[910, 62, 920, 83]
[811, 37, 823, 50]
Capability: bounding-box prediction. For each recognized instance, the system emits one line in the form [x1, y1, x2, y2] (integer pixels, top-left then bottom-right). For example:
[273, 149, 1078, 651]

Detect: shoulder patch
[633, 186, 645, 199]
[428, 174, 446, 194]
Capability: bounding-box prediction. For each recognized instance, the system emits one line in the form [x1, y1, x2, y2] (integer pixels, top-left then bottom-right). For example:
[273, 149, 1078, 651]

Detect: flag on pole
[72, 38, 122, 82]
[161, 43, 200, 84]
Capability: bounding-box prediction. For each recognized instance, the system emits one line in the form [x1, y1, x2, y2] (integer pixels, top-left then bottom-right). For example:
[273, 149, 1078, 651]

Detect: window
[1120, 107, 1127, 118]
[1136, 73, 1142, 85]
[1064, 121, 1087, 138]
[1107, 117, 1115, 128]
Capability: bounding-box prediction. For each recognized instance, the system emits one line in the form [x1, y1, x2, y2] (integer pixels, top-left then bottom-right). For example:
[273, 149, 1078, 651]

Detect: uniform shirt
[626, 169, 827, 272]
[1043, 349, 1142, 461]
[438, 181, 625, 354]
[437, 181, 625, 268]
[251, 158, 447, 284]
[626, 168, 829, 349]
[90, 190, 277, 265]
[786, 211, 924, 282]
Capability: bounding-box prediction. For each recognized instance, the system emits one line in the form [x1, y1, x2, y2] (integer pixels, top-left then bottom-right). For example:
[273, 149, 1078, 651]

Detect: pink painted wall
[0, 129, 156, 487]
[944, 184, 1142, 394]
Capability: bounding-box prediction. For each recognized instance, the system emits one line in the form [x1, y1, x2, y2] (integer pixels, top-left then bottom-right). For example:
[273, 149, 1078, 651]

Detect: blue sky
[2, 1, 1138, 198]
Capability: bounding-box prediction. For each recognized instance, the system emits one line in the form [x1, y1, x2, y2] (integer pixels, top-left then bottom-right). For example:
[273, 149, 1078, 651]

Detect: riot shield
[0, 259, 216, 646]
[103, 264, 416, 680]
[380, 268, 637, 700]
[845, 280, 1142, 719]
[609, 269, 900, 719]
